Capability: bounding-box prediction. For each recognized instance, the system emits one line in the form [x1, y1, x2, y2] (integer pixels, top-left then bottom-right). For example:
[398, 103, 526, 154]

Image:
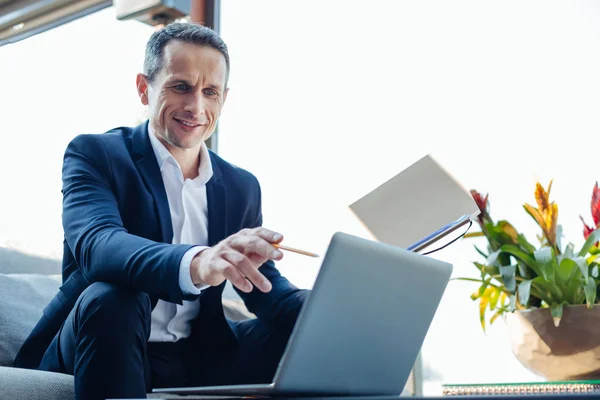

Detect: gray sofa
[0, 247, 254, 399]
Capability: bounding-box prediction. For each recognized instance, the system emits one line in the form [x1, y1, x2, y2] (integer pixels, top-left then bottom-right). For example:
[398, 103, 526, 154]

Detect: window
[0, 7, 153, 257]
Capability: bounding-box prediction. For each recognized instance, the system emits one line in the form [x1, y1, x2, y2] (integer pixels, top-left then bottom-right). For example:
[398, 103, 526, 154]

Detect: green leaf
[480, 277, 492, 294]
[551, 303, 564, 327]
[453, 277, 503, 292]
[469, 278, 493, 300]
[534, 247, 556, 282]
[479, 293, 490, 332]
[451, 277, 486, 284]
[557, 257, 588, 304]
[487, 222, 519, 246]
[585, 278, 597, 308]
[563, 242, 575, 259]
[474, 261, 499, 277]
[578, 228, 600, 257]
[489, 287, 501, 310]
[464, 231, 485, 238]
[474, 261, 486, 276]
[487, 250, 500, 266]
[497, 244, 542, 276]
[586, 253, 600, 266]
[490, 310, 504, 325]
[516, 261, 529, 279]
[498, 221, 519, 243]
[509, 294, 517, 311]
[518, 279, 532, 307]
[474, 245, 488, 259]
[556, 258, 577, 284]
[574, 257, 589, 281]
[556, 224, 563, 254]
[592, 264, 599, 278]
[517, 234, 536, 253]
[530, 276, 561, 304]
[567, 284, 585, 305]
[558, 258, 584, 304]
[500, 265, 517, 292]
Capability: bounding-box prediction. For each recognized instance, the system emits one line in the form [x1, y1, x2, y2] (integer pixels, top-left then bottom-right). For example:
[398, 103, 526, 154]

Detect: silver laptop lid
[273, 232, 453, 396]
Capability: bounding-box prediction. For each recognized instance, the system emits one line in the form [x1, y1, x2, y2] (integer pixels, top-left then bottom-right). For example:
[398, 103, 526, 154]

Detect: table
[129, 394, 600, 400]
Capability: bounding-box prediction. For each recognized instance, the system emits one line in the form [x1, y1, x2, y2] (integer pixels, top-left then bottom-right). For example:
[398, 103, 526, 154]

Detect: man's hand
[190, 227, 284, 293]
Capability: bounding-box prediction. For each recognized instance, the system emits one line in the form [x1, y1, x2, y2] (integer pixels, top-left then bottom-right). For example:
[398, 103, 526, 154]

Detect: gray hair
[143, 22, 230, 86]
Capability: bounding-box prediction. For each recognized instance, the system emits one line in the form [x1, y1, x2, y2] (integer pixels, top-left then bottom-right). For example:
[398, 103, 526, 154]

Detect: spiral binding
[443, 383, 600, 396]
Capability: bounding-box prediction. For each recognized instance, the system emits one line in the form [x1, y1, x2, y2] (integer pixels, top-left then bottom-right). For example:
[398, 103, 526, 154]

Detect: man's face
[137, 40, 228, 150]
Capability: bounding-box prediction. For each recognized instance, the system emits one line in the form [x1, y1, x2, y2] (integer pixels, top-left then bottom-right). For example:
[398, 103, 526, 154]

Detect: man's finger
[248, 252, 272, 266]
[222, 250, 272, 293]
[230, 235, 283, 262]
[219, 258, 253, 293]
[253, 227, 284, 244]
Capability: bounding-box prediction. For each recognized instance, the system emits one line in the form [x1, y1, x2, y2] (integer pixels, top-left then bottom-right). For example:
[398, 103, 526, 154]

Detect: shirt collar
[148, 122, 214, 185]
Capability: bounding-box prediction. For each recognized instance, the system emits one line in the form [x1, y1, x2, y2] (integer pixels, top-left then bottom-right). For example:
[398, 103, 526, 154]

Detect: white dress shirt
[147, 125, 211, 342]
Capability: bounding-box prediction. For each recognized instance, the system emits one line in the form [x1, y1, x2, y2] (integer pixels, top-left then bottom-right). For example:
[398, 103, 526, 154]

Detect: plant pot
[505, 305, 600, 381]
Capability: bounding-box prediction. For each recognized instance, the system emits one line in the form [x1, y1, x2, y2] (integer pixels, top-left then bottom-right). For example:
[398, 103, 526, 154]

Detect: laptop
[349, 154, 480, 253]
[153, 231, 453, 397]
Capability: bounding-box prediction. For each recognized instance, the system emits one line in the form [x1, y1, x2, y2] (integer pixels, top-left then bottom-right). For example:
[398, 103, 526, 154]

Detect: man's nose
[184, 91, 207, 116]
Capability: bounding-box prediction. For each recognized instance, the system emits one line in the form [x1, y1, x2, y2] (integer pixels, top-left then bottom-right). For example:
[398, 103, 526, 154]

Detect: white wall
[218, 0, 600, 393]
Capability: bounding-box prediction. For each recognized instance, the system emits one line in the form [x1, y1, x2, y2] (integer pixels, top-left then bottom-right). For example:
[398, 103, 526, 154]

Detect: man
[14, 22, 308, 400]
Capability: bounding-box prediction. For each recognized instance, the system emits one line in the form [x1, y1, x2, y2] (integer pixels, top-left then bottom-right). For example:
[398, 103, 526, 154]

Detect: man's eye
[204, 89, 217, 96]
[175, 84, 189, 91]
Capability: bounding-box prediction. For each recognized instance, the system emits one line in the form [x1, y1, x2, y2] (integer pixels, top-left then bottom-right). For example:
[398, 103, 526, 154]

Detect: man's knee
[76, 282, 151, 336]
[238, 320, 291, 360]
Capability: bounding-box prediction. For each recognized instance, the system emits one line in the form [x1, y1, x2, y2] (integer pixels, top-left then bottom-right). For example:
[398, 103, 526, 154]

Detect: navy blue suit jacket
[14, 122, 308, 369]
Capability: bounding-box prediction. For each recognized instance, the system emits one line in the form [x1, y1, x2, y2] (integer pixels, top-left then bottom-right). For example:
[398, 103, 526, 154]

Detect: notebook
[349, 154, 480, 253]
[443, 381, 600, 396]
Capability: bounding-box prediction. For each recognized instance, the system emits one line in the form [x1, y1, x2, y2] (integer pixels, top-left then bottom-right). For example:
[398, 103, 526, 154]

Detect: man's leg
[186, 319, 292, 386]
[39, 282, 151, 400]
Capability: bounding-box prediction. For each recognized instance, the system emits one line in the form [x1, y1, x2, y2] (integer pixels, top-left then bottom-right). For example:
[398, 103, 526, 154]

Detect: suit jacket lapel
[131, 122, 173, 244]
[207, 151, 228, 246]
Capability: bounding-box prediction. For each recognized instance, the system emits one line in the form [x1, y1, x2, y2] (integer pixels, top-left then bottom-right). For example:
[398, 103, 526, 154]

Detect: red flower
[470, 189, 490, 224]
[592, 181, 600, 226]
[581, 182, 600, 240]
[470, 190, 487, 213]
[581, 216, 595, 240]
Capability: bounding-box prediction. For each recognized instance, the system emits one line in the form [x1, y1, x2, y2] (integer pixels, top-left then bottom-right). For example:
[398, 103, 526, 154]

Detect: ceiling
[0, 0, 112, 47]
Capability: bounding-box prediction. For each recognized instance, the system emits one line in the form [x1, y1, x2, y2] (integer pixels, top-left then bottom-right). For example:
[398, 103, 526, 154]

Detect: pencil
[273, 243, 319, 258]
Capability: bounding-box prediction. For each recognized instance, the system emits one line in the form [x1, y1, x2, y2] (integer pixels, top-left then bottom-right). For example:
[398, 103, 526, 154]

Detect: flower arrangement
[462, 181, 600, 330]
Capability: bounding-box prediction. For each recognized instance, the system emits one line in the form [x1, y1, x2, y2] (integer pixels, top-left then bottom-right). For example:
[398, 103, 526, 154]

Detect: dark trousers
[38, 282, 291, 400]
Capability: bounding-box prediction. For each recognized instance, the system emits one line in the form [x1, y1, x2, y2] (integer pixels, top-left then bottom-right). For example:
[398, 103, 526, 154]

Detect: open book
[349, 154, 479, 253]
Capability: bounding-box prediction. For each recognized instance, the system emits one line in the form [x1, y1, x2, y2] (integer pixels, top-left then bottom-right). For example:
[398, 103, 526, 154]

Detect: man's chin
[168, 136, 204, 150]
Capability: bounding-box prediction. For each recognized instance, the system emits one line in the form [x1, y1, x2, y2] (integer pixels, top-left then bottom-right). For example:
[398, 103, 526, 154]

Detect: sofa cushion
[0, 247, 61, 275]
[0, 273, 60, 366]
[0, 365, 200, 399]
[0, 366, 74, 400]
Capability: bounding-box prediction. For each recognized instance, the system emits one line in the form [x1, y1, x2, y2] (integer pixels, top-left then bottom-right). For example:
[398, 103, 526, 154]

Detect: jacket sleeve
[236, 176, 310, 334]
[62, 134, 193, 304]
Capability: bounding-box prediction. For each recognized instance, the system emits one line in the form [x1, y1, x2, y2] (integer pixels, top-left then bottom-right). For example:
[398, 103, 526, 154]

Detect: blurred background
[2, 0, 600, 395]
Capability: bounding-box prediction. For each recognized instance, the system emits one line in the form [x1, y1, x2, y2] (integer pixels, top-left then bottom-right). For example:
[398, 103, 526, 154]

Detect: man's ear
[136, 73, 150, 106]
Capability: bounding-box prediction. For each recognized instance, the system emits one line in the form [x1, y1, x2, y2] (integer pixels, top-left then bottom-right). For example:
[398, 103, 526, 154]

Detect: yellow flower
[523, 181, 559, 252]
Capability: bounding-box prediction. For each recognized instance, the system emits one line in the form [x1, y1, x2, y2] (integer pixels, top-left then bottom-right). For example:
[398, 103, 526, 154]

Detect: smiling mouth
[174, 117, 202, 128]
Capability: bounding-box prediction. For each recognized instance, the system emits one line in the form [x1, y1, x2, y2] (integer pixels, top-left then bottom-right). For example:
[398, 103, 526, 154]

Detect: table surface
[126, 394, 600, 400]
